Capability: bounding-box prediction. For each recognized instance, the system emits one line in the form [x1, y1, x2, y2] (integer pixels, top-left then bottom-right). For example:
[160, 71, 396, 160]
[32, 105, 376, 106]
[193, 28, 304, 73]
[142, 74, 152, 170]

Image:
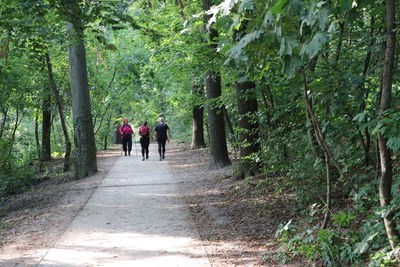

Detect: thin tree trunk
[67, 4, 97, 179]
[45, 52, 72, 172]
[0, 107, 8, 139]
[304, 57, 329, 166]
[103, 114, 112, 150]
[11, 109, 19, 143]
[34, 112, 41, 160]
[301, 67, 356, 228]
[321, 151, 331, 229]
[334, 22, 345, 65]
[235, 81, 260, 179]
[93, 67, 117, 133]
[377, 0, 398, 250]
[191, 85, 206, 149]
[94, 103, 111, 135]
[41, 88, 52, 161]
[359, 16, 375, 167]
[203, 0, 231, 169]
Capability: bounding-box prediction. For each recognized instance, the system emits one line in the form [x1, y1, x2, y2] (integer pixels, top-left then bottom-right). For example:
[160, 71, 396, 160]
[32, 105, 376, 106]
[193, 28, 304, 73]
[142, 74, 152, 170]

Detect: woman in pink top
[119, 118, 134, 156]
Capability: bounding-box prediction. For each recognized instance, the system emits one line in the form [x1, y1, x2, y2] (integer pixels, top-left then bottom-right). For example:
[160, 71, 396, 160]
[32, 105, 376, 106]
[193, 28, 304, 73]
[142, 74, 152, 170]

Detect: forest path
[38, 144, 211, 267]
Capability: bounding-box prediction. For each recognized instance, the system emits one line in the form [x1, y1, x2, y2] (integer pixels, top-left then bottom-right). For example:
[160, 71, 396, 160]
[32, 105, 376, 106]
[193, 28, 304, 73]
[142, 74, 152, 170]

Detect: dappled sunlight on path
[37, 144, 210, 267]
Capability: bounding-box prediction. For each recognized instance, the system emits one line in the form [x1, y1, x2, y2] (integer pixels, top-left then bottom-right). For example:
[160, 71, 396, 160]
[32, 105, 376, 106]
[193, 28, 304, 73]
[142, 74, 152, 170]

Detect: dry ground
[0, 144, 314, 266]
[0, 150, 120, 266]
[167, 144, 314, 267]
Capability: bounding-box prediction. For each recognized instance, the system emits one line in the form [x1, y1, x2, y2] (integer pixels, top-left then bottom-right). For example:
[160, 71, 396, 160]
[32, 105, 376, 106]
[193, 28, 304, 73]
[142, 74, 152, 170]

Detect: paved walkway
[38, 145, 211, 267]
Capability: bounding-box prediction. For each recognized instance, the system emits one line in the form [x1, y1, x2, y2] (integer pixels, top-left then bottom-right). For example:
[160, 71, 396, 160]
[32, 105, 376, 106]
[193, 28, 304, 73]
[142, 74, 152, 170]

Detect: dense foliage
[1, 0, 399, 265]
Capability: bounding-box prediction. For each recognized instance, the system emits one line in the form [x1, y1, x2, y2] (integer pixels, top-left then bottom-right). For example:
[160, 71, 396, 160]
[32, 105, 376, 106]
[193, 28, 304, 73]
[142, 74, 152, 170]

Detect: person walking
[119, 118, 134, 156]
[138, 121, 151, 161]
[155, 117, 170, 161]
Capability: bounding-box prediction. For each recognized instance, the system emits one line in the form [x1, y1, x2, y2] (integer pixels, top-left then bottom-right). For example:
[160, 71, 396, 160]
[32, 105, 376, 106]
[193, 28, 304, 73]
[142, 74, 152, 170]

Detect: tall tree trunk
[34, 112, 41, 160]
[377, 0, 398, 250]
[191, 85, 206, 149]
[203, 0, 231, 169]
[359, 15, 375, 168]
[41, 88, 52, 161]
[45, 52, 72, 172]
[67, 5, 97, 179]
[205, 72, 231, 169]
[235, 81, 260, 179]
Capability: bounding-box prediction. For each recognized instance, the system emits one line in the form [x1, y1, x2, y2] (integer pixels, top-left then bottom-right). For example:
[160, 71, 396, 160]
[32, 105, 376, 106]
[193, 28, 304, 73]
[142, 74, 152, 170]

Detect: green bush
[0, 166, 37, 195]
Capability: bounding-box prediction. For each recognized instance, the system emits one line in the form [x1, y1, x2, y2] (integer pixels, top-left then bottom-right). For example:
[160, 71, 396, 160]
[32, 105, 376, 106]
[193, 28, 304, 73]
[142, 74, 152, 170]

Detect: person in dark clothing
[155, 117, 170, 161]
[119, 118, 134, 156]
[138, 121, 151, 161]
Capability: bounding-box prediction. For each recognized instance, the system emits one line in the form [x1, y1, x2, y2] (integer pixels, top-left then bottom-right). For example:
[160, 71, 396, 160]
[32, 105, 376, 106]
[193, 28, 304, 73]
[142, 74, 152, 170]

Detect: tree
[191, 84, 206, 149]
[66, 1, 97, 179]
[377, 0, 399, 249]
[203, 0, 231, 169]
[41, 88, 51, 161]
[45, 52, 71, 171]
[235, 81, 260, 179]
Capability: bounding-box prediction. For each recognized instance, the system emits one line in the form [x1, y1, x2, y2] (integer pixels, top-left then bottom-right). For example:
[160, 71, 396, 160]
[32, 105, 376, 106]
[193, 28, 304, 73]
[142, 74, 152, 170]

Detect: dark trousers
[140, 138, 150, 157]
[122, 137, 132, 152]
[157, 138, 167, 157]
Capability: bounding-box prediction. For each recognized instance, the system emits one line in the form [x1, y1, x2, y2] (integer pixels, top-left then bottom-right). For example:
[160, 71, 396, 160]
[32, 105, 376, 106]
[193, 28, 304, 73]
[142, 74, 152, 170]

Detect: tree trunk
[41, 88, 52, 161]
[334, 22, 345, 65]
[359, 15, 375, 168]
[203, 0, 231, 169]
[11, 109, 19, 143]
[321, 151, 331, 229]
[205, 72, 231, 169]
[103, 114, 112, 150]
[377, 0, 398, 250]
[301, 67, 355, 228]
[67, 17, 97, 179]
[191, 85, 206, 149]
[235, 81, 260, 179]
[34, 112, 41, 160]
[0, 107, 8, 139]
[45, 52, 72, 172]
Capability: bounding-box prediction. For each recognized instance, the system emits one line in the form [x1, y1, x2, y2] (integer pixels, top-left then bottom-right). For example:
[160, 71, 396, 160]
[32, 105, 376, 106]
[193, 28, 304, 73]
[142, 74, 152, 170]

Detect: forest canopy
[1, 0, 400, 265]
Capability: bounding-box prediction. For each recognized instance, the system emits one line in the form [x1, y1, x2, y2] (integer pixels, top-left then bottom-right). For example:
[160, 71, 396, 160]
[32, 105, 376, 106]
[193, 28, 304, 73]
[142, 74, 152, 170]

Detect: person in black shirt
[138, 121, 151, 161]
[155, 117, 170, 161]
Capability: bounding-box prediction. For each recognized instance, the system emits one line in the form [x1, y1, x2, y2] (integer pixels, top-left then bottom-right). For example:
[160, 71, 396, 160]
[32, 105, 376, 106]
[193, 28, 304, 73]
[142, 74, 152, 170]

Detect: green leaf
[262, 11, 274, 28]
[387, 138, 400, 152]
[228, 30, 262, 60]
[318, 8, 329, 31]
[353, 110, 368, 122]
[279, 36, 298, 56]
[271, 0, 289, 15]
[238, 0, 254, 12]
[300, 32, 329, 58]
[353, 232, 378, 256]
[282, 54, 302, 76]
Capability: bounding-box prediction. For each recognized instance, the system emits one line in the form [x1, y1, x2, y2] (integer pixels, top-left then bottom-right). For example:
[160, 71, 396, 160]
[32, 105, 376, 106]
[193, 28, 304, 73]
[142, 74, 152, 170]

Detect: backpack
[121, 125, 133, 137]
[140, 126, 150, 138]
